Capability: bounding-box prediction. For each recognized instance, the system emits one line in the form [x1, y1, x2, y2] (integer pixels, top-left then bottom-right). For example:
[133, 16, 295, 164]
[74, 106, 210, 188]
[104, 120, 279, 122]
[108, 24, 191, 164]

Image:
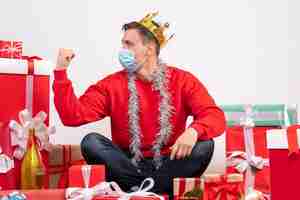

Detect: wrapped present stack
[221, 104, 298, 197]
[0, 40, 54, 189]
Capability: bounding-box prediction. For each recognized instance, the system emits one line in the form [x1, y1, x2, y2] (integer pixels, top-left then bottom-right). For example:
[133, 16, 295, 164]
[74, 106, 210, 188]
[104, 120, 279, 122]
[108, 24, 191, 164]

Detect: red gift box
[0, 57, 51, 189]
[68, 165, 106, 187]
[0, 40, 22, 59]
[173, 178, 203, 200]
[267, 125, 300, 200]
[226, 126, 278, 194]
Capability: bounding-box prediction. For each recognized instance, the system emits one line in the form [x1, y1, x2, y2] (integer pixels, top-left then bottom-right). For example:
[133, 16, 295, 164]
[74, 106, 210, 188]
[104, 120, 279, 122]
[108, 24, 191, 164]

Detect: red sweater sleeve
[52, 69, 110, 126]
[183, 72, 226, 140]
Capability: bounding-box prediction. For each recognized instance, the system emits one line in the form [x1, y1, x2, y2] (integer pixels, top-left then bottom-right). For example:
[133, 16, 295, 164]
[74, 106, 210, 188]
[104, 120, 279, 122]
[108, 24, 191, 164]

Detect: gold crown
[138, 12, 174, 48]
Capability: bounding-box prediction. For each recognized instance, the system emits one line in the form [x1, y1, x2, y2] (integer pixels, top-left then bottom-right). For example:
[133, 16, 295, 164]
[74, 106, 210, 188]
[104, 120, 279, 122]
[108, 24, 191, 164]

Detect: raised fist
[56, 48, 75, 69]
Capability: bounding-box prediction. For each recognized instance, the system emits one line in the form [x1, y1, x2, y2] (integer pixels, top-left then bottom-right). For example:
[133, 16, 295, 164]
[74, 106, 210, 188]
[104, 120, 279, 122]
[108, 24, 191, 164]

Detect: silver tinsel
[127, 62, 174, 168]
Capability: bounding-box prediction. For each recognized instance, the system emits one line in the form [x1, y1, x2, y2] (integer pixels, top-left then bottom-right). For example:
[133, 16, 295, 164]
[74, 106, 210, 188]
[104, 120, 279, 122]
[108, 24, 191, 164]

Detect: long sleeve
[183, 72, 226, 140]
[52, 69, 110, 126]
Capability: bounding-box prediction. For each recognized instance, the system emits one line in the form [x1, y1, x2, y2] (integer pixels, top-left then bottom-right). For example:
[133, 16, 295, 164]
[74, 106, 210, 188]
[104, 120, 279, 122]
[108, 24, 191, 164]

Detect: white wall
[1, 0, 299, 144]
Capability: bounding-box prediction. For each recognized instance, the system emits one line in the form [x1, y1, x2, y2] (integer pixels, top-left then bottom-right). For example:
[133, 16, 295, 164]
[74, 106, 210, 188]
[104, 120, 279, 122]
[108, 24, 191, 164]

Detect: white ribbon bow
[115, 178, 164, 200]
[66, 165, 164, 200]
[9, 109, 55, 160]
[227, 151, 269, 173]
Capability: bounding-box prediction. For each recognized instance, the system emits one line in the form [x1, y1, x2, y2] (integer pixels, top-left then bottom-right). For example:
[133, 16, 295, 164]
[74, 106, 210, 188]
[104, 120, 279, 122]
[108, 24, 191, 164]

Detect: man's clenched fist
[56, 48, 75, 70]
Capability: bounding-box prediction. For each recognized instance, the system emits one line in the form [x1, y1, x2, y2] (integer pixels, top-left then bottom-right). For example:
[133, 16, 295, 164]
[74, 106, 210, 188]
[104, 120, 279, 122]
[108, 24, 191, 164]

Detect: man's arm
[184, 72, 226, 140]
[170, 71, 226, 160]
[52, 48, 110, 126]
[53, 69, 110, 126]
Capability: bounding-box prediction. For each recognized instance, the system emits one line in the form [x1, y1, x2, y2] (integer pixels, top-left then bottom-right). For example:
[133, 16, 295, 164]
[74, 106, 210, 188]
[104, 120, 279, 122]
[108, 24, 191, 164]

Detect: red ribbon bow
[205, 176, 243, 200]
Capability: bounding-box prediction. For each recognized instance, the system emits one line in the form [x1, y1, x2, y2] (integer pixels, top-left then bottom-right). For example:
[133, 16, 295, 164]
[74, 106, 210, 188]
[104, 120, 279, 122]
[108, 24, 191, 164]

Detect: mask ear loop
[135, 46, 149, 71]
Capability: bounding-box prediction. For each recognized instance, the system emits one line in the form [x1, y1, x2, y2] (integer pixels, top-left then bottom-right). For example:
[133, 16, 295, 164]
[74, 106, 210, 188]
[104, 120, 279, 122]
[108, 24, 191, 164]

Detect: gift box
[0, 57, 52, 189]
[223, 104, 298, 195]
[68, 165, 105, 188]
[203, 174, 244, 200]
[67, 165, 167, 200]
[47, 144, 86, 188]
[221, 104, 297, 127]
[267, 125, 300, 200]
[173, 178, 203, 200]
[0, 40, 22, 59]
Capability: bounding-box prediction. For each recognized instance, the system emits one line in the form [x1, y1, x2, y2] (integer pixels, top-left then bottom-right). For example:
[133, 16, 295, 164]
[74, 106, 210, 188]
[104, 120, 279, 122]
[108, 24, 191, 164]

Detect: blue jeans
[81, 133, 214, 196]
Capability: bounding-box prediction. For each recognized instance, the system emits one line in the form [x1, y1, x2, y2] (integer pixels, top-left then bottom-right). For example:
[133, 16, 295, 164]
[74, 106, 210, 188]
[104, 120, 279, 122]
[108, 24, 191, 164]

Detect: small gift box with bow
[0, 40, 22, 59]
[202, 173, 244, 200]
[66, 165, 167, 200]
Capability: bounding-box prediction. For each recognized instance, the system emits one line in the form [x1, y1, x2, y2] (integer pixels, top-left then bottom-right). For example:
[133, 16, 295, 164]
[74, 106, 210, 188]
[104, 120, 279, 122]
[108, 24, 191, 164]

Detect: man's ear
[146, 42, 157, 56]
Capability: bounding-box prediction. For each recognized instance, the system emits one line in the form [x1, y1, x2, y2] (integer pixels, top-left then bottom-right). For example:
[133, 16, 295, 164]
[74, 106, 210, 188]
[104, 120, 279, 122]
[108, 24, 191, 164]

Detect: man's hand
[170, 128, 198, 160]
[56, 48, 75, 70]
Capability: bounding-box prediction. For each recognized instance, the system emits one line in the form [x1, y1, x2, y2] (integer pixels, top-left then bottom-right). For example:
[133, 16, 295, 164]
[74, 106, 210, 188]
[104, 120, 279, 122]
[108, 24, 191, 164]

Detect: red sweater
[53, 66, 225, 157]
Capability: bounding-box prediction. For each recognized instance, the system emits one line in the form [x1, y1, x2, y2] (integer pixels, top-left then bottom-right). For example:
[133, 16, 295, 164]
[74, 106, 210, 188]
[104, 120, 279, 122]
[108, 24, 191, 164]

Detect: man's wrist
[55, 66, 68, 71]
[189, 127, 199, 138]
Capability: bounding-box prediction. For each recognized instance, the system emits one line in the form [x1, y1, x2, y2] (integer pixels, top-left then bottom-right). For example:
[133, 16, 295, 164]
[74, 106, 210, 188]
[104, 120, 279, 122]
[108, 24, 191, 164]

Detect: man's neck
[136, 58, 159, 81]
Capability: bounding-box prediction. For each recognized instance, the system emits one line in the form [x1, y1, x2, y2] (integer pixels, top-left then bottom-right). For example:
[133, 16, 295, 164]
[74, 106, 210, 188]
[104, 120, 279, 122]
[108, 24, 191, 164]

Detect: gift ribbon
[287, 125, 300, 156]
[9, 109, 55, 160]
[240, 105, 257, 194]
[66, 165, 164, 200]
[22, 56, 42, 115]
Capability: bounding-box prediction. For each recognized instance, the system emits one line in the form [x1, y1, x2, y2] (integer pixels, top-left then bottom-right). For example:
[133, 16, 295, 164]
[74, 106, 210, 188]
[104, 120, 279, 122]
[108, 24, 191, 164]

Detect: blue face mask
[118, 48, 144, 73]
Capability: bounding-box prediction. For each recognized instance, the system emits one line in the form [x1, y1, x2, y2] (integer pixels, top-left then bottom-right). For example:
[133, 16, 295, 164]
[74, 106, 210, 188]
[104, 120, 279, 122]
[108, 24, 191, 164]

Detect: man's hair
[122, 22, 160, 56]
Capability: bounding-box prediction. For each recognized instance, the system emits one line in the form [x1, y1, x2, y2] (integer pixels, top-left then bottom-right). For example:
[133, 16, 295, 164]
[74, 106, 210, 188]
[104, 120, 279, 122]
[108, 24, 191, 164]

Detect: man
[53, 12, 225, 195]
